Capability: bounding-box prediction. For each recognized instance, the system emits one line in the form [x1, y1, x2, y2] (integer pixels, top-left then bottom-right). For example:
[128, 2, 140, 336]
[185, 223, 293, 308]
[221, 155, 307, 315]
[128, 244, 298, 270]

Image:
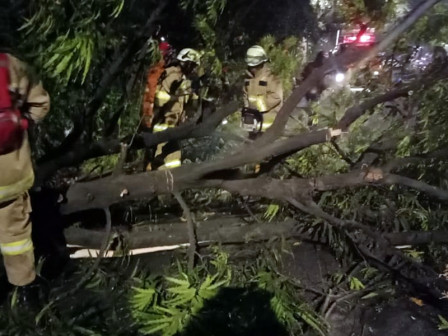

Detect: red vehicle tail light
[359, 34, 374, 43]
[342, 31, 375, 45]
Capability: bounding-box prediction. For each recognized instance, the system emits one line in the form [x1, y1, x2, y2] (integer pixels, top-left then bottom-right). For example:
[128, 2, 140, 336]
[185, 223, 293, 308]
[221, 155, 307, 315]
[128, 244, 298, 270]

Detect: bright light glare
[350, 87, 364, 92]
[373, 71, 379, 76]
[335, 73, 345, 83]
[222, 119, 228, 125]
[359, 34, 372, 43]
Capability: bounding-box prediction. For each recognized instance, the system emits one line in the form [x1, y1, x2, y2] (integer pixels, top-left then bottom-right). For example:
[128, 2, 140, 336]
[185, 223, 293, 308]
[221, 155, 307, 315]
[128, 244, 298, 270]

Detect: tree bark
[64, 217, 448, 250]
[62, 165, 448, 214]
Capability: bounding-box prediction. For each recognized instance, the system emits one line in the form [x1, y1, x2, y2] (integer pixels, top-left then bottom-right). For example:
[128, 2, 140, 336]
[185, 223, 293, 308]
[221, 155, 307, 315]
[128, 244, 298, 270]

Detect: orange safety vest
[142, 59, 165, 128]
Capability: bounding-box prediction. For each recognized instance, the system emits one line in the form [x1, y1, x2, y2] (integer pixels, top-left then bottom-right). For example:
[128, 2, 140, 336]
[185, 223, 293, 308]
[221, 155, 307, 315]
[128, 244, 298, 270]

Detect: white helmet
[177, 48, 201, 65]
[245, 45, 268, 67]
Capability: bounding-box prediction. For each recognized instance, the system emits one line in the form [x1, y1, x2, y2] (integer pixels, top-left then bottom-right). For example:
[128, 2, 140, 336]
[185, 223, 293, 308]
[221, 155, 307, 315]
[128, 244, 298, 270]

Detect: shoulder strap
[0, 53, 12, 110]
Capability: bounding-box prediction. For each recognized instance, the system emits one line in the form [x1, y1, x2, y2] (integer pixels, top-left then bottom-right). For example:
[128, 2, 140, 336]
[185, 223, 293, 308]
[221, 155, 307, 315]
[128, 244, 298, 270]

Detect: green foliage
[17, 0, 141, 164]
[131, 250, 232, 336]
[0, 257, 139, 335]
[403, 248, 425, 262]
[337, 0, 403, 27]
[41, 33, 95, 84]
[415, 81, 448, 153]
[264, 203, 281, 222]
[349, 276, 365, 291]
[286, 144, 349, 178]
[255, 270, 328, 336]
[438, 315, 448, 330]
[81, 154, 120, 176]
[130, 248, 328, 336]
[407, 3, 448, 45]
[259, 35, 305, 94]
[20, 0, 124, 84]
[180, 0, 228, 76]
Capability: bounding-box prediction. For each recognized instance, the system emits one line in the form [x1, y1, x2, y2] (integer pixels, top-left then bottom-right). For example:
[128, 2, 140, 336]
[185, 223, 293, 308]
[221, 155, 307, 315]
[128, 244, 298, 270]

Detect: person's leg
[159, 146, 181, 169]
[30, 188, 69, 280]
[0, 193, 35, 287]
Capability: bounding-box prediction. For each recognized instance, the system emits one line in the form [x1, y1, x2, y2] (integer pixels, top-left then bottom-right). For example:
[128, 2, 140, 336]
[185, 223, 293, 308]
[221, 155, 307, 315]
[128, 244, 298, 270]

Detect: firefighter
[242, 45, 283, 139]
[149, 48, 201, 170]
[0, 53, 50, 305]
[141, 36, 175, 129]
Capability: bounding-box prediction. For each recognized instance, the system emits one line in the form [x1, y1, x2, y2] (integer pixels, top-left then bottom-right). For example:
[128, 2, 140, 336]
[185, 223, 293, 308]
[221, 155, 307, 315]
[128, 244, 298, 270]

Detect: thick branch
[62, 166, 448, 214]
[339, 68, 448, 130]
[36, 102, 238, 185]
[142, 101, 238, 148]
[64, 218, 448, 250]
[64, 218, 298, 249]
[61, 0, 442, 212]
[383, 174, 448, 201]
[385, 231, 448, 245]
[383, 147, 448, 173]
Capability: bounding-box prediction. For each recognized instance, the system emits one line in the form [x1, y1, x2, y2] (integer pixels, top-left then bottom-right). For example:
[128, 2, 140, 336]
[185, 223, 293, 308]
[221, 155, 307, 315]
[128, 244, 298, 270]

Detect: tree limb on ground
[36, 102, 238, 184]
[285, 199, 448, 310]
[62, 163, 448, 214]
[61, 66, 448, 210]
[63, 217, 448, 250]
[46, 0, 441, 191]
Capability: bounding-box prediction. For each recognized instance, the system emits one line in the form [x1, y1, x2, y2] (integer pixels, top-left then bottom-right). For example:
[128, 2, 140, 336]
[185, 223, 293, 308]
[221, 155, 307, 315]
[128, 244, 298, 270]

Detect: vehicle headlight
[335, 72, 345, 83]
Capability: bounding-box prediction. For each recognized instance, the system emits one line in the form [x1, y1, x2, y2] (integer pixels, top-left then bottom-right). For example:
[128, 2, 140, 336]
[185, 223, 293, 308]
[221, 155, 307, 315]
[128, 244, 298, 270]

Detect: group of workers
[142, 41, 284, 170]
[0, 36, 288, 307]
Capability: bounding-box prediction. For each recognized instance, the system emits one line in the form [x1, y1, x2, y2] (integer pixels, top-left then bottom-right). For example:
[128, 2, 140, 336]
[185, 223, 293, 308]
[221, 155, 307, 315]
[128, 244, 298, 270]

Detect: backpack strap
[0, 53, 12, 110]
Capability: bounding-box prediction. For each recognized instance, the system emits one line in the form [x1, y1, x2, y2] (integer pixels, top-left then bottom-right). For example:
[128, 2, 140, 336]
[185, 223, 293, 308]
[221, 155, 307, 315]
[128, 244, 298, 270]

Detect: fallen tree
[55, 0, 448, 308]
[65, 217, 448, 250]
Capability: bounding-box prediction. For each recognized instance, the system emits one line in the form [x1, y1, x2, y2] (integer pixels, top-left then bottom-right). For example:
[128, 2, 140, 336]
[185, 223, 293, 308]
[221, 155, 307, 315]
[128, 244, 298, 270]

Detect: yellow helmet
[177, 48, 201, 65]
[245, 45, 268, 67]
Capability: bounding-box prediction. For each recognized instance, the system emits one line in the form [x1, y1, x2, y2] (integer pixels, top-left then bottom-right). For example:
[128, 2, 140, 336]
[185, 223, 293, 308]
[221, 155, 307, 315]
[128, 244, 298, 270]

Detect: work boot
[14, 277, 49, 312]
[15, 283, 40, 311]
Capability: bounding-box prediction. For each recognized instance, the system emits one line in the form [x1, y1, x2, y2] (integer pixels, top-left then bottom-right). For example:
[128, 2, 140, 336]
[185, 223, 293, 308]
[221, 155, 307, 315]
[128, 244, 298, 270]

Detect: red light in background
[359, 34, 374, 43]
[343, 35, 357, 44]
[341, 30, 376, 45]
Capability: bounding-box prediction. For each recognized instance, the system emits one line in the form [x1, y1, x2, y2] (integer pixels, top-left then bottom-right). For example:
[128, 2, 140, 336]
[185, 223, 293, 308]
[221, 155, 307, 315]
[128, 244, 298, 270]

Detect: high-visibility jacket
[243, 63, 283, 131]
[0, 54, 50, 202]
[142, 59, 165, 128]
[153, 65, 197, 133]
[150, 65, 200, 170]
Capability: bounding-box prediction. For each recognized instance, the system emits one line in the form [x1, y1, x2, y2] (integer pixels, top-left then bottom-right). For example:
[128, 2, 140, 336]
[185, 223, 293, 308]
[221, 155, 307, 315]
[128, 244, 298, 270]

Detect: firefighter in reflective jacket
[242, 45, 283, 137]
[0, 54, 50, 300]
[150, 48, 201, 170]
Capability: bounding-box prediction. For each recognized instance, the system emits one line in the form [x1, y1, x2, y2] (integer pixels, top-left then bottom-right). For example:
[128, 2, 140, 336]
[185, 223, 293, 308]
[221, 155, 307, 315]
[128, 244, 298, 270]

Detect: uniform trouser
[155, 142, 181, 169]
[0, 193, 36, 286]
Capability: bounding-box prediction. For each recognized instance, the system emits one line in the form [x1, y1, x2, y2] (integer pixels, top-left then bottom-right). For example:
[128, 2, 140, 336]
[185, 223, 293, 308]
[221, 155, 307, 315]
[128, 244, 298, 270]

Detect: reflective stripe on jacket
[243, 63, 283, 116]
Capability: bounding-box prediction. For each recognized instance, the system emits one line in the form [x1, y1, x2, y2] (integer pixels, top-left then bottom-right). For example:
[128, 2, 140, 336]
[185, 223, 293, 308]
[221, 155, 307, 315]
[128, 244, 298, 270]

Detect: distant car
[340, 27, 376, 47]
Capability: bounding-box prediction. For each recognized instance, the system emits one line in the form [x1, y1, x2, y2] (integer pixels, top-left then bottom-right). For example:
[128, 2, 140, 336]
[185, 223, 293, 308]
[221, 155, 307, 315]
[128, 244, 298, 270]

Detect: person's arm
[9, 55, 50, 123]
[161, 68, 183, 95]
[26, 80, 50, 123]
[265, 74, 283, 113]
